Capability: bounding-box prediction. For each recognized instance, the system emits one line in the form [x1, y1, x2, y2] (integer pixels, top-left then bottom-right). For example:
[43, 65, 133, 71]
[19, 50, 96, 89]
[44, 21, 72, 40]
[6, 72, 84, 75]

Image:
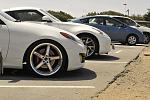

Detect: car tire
[127, 35, 138, 46]
[24, 39, 68, 77]
[77, 34, 99, 58]
[143, 34, 150, 44]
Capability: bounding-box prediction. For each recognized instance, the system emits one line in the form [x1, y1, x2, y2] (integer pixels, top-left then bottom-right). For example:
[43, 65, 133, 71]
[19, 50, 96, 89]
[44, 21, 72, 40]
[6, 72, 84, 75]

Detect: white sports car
[0, 11, 86, 77]
[2, 7, 112, 57]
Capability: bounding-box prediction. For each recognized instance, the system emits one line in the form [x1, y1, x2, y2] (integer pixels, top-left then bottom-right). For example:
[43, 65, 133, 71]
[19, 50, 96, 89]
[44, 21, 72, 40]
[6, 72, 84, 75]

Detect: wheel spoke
[46, 45, 51, 56]
[48, 56, 61, 60]
[33, 52, 44, 59]
[86, 39, 93, 44]
[46, 62, 53, 72]
[80, 37, 95, 57]
[36, 61, 44, 69]
[88, 45, 95, 48]
[85, 38, 89, 44]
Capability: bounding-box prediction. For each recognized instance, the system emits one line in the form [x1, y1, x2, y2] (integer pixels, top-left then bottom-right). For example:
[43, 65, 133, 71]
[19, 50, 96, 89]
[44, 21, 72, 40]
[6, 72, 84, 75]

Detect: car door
[0, 19, 9, 60]
[86, 17, 107, 32]
[102, 17, 127, 41]
[86, 17, 117, 39]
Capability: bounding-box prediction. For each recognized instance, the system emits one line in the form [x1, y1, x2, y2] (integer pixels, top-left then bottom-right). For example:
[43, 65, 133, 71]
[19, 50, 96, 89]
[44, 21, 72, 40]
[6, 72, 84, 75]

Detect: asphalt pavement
[0, 44, 145, 100]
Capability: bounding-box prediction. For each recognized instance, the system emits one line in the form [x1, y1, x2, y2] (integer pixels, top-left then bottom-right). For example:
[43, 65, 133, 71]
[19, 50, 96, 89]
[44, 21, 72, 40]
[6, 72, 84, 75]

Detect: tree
[144, 9, 150, 21]
[100, 11, 124, 16]
[130, 14, 144, 20]
[48, 10, 73, 22]
[86, 12, 100, 16]
[86, 10, 124, 16]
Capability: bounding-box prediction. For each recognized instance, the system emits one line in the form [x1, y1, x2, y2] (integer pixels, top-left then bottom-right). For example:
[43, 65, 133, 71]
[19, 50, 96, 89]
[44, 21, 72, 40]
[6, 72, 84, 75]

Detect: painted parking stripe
[86, 61, 128, 64]
[115, 50, 122, 54]
[0, 85, 95, 89]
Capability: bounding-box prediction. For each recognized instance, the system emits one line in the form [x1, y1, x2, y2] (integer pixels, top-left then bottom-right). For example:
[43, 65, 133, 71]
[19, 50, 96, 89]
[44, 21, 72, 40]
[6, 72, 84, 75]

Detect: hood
[54, 21, 92, 27]
[9, 22, 72, 36]
[138, 26, 150, 33]
[52, 21, 109, 37]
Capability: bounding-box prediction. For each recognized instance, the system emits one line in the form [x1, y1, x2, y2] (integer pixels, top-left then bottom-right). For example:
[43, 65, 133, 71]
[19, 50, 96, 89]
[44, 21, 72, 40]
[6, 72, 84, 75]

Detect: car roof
[79, 15, 129, 19]
[2, 7, 40, 12]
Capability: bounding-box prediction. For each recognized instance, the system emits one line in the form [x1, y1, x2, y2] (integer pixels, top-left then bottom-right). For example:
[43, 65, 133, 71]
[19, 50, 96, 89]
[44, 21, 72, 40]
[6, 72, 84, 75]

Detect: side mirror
[42, 16, 52, 22]
[136, 24, 140, 27]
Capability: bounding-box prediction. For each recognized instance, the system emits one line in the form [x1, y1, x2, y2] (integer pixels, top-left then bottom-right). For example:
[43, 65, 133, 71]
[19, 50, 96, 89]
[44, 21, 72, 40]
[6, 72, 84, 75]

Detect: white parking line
[0, 85, 95, 89]
[115, 50, 122, 54]
[86, 61, 128, 64]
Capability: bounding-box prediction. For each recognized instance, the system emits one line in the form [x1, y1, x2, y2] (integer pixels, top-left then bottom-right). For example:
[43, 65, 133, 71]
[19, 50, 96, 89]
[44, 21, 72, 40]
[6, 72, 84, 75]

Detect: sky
[0, 0, 149, 17]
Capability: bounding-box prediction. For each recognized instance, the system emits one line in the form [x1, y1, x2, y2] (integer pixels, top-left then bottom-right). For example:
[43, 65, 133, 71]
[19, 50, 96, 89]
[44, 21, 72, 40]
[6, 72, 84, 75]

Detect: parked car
[112, 16, 150, 44]
[72, 15, 145, 45]
[0, 11, 86, 77]
[2, 7, 112, 57]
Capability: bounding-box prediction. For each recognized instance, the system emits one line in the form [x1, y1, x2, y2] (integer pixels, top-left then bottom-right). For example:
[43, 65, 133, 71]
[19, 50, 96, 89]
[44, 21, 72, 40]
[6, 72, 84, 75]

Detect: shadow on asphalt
[0, 68, 97, 83]
[87, 55, 120, 61]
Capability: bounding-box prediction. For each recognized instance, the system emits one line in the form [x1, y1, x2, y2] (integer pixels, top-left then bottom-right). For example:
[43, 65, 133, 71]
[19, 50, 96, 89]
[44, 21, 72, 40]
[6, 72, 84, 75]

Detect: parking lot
[0, 44, 145, 100]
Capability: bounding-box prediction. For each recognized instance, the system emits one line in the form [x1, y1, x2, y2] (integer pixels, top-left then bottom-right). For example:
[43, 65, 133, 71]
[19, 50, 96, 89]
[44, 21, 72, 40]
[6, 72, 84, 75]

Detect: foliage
[86, 10, 124, 16]
[130, 14, 144, 20]
[48, 10, 73, 22]
[46, 9, 150, 27]
[143, 9, 150, 21]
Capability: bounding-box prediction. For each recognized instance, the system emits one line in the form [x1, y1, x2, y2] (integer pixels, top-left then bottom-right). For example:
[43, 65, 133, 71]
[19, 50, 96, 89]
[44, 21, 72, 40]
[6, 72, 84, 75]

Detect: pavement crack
[91, 48, 143, 99]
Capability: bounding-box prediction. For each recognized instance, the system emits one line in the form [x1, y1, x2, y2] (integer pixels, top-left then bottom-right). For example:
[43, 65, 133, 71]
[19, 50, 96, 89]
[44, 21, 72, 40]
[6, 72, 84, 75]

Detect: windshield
[0, 11, 16, 22]
[40, 9, 61, 22]
[114, 17, 137, 26]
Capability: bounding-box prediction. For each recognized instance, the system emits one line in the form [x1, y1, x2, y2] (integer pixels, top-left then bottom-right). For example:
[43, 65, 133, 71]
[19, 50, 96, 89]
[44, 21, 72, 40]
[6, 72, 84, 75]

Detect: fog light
[79, 53, 86, 63]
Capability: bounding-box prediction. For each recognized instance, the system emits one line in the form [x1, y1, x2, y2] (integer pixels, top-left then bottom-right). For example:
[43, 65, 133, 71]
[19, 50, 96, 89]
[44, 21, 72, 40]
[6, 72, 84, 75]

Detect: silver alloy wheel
[144, 34, 150, 44]
[80, 37, 96, 57]
[30, 43, 63, 76]
[128, 36, 137, 45]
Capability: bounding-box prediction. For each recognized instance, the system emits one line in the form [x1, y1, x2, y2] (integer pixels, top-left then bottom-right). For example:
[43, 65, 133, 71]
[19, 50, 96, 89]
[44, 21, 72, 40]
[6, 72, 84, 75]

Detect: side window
[89, 17, 104, 25]
[104, 18, 122, 27]
[124, 18, 136, 26]
[6, 10, 44, 21]
[0, 19, 5, 25]
[80, 18, 89, 24]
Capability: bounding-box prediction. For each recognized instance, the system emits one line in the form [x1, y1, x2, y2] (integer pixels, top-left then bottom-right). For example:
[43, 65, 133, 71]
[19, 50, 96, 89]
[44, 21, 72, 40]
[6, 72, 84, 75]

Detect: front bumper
[65, 43, 86, 71]
[79, 53, 86, 63]
[98, 36, 112, 54]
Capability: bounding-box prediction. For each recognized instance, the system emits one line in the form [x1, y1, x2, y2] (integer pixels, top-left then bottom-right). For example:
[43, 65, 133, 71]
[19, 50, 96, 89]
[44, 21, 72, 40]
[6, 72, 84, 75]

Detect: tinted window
[6, 10, 44, 21]
[80, 18, 89, 23]
[0, 12, 16, 22]
[0, 19, 5, 25]
[114, 17, 136, 26]
[88, 17, 104, 25]
[104, 18, 122, 27]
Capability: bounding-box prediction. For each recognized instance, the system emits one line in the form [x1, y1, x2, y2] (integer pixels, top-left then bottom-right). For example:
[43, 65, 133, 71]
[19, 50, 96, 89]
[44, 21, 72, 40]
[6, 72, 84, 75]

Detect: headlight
[60, 32, 82, 44]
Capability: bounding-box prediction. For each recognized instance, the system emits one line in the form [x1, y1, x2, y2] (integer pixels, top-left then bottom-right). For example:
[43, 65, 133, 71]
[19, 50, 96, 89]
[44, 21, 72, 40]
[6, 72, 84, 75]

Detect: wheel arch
[76, 33, 99, 53]
[22, 39, 68, 70]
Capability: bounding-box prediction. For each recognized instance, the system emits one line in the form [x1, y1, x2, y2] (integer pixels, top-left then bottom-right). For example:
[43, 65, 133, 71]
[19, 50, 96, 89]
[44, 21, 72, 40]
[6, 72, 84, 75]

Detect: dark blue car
[72, 15, 144, 45]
